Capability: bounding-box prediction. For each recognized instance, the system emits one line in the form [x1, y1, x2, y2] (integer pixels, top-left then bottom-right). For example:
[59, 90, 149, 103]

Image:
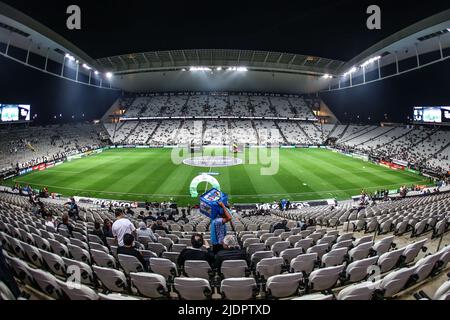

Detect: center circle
[183, 156, 243, 168]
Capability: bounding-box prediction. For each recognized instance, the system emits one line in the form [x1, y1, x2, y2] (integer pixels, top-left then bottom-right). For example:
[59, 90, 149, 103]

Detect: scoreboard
[0, 104, 31, 123]
[413, 106, 450, 124]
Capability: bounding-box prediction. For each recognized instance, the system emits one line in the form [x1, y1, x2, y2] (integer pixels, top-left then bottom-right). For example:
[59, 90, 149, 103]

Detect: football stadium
[0, 0, 449, 307]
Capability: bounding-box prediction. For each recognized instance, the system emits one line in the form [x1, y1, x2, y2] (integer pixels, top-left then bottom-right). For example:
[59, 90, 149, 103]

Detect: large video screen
[0, 104, 31, 122]
[413, 106, 450, 124]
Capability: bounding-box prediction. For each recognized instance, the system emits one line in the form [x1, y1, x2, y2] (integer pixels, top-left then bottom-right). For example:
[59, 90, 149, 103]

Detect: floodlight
[106, 72, 113, 79]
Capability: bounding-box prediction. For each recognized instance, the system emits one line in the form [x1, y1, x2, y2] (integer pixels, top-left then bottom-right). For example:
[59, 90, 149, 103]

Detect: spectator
[117, 234, 148, 271]
[65, 197, 79, 221]
[177, 213, 189, 224]
[44, 214, 56, 229]
[102, 219, 113, 238]
[177, 233, 214, 267]
[167, 212, 176, 222]
[57, 214, 74, 237]
[126, 207, 135, 217]
[214, 235, 247, 271]
[143, 211, 156, 223]
[112, 209, 136, 247]
[156, 213, 167, 222]
[151, 219, 170, 234]
[91, 221, 106, 244]
[270, 220, 290, 233]
[210, 202, 233, 254]
[136, 222, 158, 242]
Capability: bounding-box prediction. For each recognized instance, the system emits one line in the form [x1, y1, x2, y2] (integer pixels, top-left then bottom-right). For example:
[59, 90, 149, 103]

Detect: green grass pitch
[7, 148, 430, 205]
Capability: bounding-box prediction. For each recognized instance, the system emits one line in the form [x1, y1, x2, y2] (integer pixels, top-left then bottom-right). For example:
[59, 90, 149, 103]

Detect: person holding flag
[209, 201, 233, 254]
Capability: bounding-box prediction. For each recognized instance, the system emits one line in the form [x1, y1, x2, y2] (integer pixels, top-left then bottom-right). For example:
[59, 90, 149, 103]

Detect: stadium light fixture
[65, 54, 75, 62]
[181, 68, 187, 72]
[322, 74, 333, 79]
[94, 71, 99, 75]
[105, 72, 113, 79]
[236, 67, 248, 72]
[189, 67, 211, 71]
[216, 67, 222, 71]
[343, 67, 357, 77]
[82, 64, 91, 70]
[360, 56, 381, 68]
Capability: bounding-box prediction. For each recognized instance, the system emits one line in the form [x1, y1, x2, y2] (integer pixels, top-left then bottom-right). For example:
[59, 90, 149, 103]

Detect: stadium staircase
[145, 121, 162, 145]
[355, 126, 397, 147]
[339, 125, 377, 144]
[427, 141, 450, 161]
[251, 120, 261, 145]
[180, 95, 191, 115]
[201, 120, 207, 144]
[172, 121, 185, 143]
[325, 123, 339, 140]
[337, 124, 350, 140]
[26, 142, 36, 152]
[267, 97, 280, 117]
[378, 126, 414, 148]
[123, 121, 140, 143]
[286, 98, 299, 117]
[296, 122, 313, 144]
[273, 121, 289, 145]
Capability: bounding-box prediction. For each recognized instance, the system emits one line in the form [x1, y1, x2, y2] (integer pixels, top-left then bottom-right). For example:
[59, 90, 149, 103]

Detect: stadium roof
[96, 49, 345, 77]
[0, 1, 448, 93]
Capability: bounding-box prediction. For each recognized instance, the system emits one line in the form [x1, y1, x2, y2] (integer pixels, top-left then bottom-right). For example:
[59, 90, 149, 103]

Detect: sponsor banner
[309, 146, 319, 149]
[236, 199, 335, 211]
[281, 146, 296, 149]
[200, 172, 220, 176]
[67, 154, 83, 161]
[54, 161, 64, 167]
[379, 160, 405, 170]
[393, 159, 409, 167]
[136, 145, 150, 149]
[73, 196, 140, 208]
[19, 168, 32, 176]
[295, 145, 309, 148]
[46, 163, 55, 169]
[351, 153, 369, 161]
[34, 164, 46, 171]
[407, 168, 420, 174]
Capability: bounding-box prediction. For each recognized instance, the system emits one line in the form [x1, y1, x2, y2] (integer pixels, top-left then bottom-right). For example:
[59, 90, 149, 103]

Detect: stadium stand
[0, 189, 449, 300]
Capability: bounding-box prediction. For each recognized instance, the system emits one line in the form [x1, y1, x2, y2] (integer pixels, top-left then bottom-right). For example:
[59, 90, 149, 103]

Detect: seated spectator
[137, 211, 145, 220]
[102, 219, 113, 238]
[112, 209, 136, 247]
[167, 212, 176, 222]
[44, 214, 56, 229]
[177, 213, 189, 224]
[270, 220, 290, 233]
[136, 222, 158, 242]
[117, 234, 148, 271]
[151, 219, 170, 234]
[156, 213, 167, 222]
[177, 233, 214, 267]
[214, 235, 247, 271]
[143, 211, 156, 223]
[126, 207, 135, 217]
[57, 214, 74, 236]
[65, 197, 79, 221]
[91, 221, 106, 244]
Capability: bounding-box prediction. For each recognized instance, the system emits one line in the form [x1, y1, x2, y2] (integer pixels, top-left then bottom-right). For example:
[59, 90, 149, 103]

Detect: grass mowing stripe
[6, 148, 433, 205]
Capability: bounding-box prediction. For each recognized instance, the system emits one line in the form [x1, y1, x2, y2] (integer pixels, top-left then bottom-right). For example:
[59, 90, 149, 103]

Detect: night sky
[2, 0, 449, 61]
